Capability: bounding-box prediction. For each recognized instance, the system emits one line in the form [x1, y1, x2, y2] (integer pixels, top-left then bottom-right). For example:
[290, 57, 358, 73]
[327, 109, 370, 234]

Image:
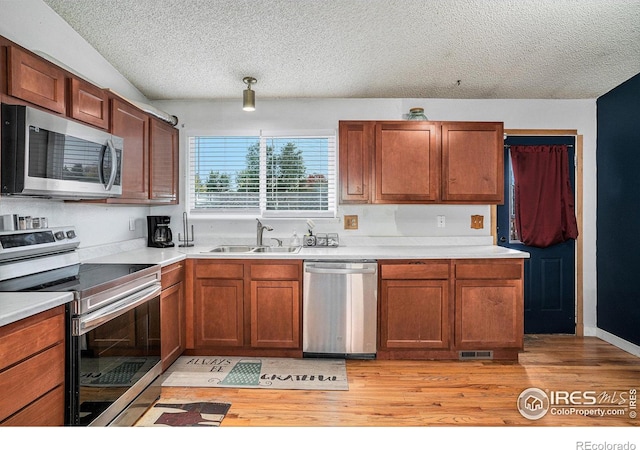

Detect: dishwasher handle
[304, 265, 377, 275]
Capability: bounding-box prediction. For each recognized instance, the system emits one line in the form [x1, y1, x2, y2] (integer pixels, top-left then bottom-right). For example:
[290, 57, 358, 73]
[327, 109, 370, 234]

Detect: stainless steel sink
[208, 245, 257, 253]
[251, 246, 301, 253]
[207, 245, 301, 254]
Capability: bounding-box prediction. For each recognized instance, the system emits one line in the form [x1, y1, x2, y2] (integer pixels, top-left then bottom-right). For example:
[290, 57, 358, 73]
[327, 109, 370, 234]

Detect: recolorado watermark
[576, 442, 636, 450]
[517, 387, 637, 421]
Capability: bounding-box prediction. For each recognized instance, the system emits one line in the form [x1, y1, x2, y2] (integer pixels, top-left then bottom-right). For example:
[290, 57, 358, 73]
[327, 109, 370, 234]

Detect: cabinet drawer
[0, 343, 65, 422]
[250, 263, 300, 280]
[0, 307, 65, 370]
[455, 260, 523, 280]
[1, 384, 64, 426]
[195, 262, 244, 279]
[162, 261, 185, 289]
[381, 262, 449, 280]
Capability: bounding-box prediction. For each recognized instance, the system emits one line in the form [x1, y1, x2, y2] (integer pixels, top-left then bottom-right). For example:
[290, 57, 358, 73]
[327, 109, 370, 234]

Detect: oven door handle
[73, 283, 161, 336]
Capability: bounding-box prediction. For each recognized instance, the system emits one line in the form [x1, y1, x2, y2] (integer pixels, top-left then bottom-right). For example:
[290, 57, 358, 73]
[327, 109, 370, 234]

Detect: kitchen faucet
[256, 218, 273, 246]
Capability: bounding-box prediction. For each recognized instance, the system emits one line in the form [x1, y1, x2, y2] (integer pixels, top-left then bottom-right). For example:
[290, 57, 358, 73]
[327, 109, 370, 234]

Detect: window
[188, 132, 336, 217]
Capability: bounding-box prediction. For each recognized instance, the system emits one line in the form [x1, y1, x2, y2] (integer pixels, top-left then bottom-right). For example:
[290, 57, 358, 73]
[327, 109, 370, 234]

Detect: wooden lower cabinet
[380, 279, 450, 349]
[378, 261, 451, 356]
[454, 259, 524, 354]
[188, 259, 302, 357]
[0, 306, 66, 426]
[250, 279, 300, 348]
[378, 259, 524, 360]
[160, 262, 186, 371]
[194, 278, 244, 348]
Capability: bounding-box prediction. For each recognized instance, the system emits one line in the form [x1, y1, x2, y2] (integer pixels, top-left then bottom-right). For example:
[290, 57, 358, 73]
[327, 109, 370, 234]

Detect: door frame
[491, 129, 584, 335]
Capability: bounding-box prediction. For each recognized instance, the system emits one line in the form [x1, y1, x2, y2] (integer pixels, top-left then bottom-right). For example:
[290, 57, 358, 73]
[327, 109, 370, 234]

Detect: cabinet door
[339, 121, 374, 203]
[250, 280, 300, 349]
[161, 282, 185, 371]
[149, 118, 179, 203]
[194, 278, 244, 348]
[375, 121, 439, 203]
[7, 46, 66, 114]
[455, 279, 523, 349]
[379, 279, 450, 349]
[69, 78, 108, 129]
[111, 98, 150, 200]
[441, 122, 504, 203]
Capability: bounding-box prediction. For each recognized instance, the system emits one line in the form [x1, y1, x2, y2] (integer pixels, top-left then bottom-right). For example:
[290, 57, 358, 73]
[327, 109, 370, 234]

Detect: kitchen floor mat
[160, 356, 348, 390]
[135, 399, 231, 427]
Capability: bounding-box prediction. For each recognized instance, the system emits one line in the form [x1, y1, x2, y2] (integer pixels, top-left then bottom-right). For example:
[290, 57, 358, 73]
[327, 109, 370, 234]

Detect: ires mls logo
[517, 387, 550, 420]
[517, 387, 638, 420]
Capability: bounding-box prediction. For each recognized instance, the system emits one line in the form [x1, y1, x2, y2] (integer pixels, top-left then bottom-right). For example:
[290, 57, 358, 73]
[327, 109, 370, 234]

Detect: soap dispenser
[291, 231, 300, 247]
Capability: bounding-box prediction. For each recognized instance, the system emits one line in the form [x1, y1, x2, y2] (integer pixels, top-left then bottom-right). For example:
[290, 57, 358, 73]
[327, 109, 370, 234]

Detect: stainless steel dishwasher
[303, 260, 378, 359]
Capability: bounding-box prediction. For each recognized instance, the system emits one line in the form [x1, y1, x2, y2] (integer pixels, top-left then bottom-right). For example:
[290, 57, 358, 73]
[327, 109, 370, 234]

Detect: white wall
[0, 1, 598, 335]
[0, 0, 152, 250]
[154, 97, 597, 333]
[0, 0, 147, 102]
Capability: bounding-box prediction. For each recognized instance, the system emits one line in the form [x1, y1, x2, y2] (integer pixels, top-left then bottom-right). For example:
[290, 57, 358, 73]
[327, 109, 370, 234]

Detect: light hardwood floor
[156, 335, 639, 427]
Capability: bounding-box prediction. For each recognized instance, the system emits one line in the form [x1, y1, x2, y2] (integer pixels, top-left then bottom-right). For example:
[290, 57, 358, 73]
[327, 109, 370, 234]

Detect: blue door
[497, 135, 576, 334]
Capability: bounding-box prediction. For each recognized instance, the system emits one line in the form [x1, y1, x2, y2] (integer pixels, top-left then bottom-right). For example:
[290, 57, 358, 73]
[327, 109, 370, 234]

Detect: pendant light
[242, 77, 257, 111]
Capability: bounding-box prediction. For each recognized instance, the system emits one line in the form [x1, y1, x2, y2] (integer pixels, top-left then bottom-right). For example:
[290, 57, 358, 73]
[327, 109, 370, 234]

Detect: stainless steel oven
[0, 227, 162, 426]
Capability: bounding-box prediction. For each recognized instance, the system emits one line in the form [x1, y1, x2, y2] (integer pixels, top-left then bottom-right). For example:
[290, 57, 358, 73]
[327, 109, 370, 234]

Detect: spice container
[316, 233, 328, 246]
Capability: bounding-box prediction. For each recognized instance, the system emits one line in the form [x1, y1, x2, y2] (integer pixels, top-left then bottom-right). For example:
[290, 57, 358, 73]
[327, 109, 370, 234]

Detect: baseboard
[596, 328, 640, 358]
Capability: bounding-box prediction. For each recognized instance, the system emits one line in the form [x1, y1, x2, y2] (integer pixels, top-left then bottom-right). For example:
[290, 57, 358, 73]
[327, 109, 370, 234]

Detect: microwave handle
[100, 138, 118, 191]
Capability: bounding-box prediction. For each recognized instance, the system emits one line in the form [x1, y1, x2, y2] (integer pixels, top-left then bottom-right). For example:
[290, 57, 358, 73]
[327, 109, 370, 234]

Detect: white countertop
[179, 243, 529, 260]
[0, 292, 74, 327]
[81, 242, 529, 265]
[84, 247, 186, 266]
[1, 242, 528, 328]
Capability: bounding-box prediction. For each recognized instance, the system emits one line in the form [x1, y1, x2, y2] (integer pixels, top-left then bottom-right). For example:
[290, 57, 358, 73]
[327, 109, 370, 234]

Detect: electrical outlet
[129, 217, 136, 231]
[344, 215, 358, 230]
[471, 215, 484, 229]
[437, 215, 446, 228]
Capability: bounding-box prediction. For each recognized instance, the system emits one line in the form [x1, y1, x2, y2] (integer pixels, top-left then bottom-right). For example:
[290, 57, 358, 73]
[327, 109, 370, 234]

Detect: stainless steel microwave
[1, 103, 124, 199]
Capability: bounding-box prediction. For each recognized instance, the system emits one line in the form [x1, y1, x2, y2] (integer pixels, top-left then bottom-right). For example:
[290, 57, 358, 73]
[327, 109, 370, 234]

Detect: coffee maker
[147, 216, 175, 248]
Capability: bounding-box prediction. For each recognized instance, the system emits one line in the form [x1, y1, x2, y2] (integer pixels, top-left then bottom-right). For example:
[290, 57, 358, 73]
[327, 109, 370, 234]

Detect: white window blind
[188, 132, 336, 217]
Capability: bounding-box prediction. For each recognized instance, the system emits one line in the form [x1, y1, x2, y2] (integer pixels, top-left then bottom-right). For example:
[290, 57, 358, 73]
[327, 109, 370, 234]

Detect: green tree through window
[188, 134, 335, 216]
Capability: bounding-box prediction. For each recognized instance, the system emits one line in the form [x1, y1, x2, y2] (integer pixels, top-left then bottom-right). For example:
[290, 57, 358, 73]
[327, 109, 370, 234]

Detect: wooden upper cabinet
[7, 46, 66, 114]
[110, 98, 150, 201]
[339, 121, 373, 203]
[338, 120, 504, 205]
[441, 122, 504, 203]
[150, 118, 179, 203]
[375, 121, 440, 203]
[69, 78, 108, 129]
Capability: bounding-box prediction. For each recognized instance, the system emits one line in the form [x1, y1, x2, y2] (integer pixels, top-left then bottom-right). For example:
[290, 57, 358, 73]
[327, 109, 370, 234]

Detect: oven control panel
[0, 226, 80, 262]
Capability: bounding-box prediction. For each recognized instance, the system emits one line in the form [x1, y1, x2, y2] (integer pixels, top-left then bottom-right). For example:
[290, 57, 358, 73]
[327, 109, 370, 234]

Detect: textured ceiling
[42, 0, 640, 101]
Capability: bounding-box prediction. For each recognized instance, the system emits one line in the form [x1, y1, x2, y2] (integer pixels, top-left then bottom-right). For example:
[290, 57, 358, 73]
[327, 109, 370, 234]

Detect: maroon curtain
[510, 145, 578, 248]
